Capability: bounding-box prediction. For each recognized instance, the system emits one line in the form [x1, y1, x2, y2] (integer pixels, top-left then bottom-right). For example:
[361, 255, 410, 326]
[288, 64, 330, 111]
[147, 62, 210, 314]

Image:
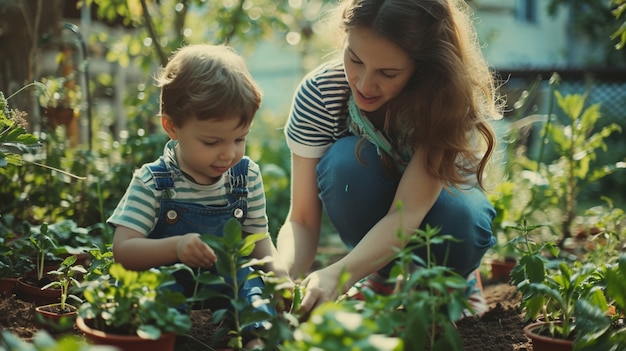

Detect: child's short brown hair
[155, 44, 262, 127]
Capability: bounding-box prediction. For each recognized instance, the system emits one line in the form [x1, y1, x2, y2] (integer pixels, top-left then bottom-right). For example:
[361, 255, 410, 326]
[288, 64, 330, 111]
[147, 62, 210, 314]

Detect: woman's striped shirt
[284, 60, 352, 158]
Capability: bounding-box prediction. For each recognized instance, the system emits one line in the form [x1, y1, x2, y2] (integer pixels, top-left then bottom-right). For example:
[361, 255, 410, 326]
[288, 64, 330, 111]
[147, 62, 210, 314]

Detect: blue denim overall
[146, 156, 271, 332]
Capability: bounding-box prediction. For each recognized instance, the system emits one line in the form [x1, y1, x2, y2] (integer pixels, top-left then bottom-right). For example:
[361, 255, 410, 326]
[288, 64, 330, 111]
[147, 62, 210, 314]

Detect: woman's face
[343, 25, 416, 113]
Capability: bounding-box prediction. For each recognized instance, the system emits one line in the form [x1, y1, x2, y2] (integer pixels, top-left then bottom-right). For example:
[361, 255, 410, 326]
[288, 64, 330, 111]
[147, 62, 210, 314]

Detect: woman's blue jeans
[316, 135, 495, 278]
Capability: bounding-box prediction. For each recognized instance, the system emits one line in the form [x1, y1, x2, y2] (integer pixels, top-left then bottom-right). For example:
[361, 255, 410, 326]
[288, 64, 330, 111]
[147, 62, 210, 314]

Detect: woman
[276, 0, 502, 314]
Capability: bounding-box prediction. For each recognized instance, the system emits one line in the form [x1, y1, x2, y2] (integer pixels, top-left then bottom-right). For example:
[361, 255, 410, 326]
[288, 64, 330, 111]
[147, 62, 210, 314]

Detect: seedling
[29, 222, 58, 281]
[42, 255, 86, 312]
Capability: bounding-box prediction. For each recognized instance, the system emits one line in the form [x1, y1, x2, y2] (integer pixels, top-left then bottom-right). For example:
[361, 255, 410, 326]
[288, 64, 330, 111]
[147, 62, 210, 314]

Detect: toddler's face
[167, 114, 250, 185]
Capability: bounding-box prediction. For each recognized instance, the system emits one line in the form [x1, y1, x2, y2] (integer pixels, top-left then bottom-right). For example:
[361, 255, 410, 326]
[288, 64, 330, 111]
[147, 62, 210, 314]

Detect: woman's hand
[298, 266, 343, 314]
[176, 233, 217, 268]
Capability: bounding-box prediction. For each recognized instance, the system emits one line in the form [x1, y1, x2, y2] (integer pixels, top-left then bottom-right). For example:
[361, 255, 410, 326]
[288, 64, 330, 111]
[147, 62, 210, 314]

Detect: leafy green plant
[282, 221, 470, 351]
[379, 224, 469, 351]
[541, 90, 622, 242]
[0, 86, 41, 168]
[0, 235, 35, 279]
[280, 302, 403, 351]
[28, 222, 60, 281]
[524, 261, 606, 340]
[509, 219, 557, 293]
[82, 244, 114, 282]
[574, 253, 626, 350]
[510, 219, 610, 341]
[578, 198, 625, 265]
[41, 255, 86, 312]
[489, 77, 624, 251]
[37, 74, 82, 110]
[0, 330, 114, 351]
[78, 262, 191, 339]
[44, 219, 99, 258]
[611, 0, 626, 49]
[187, 218, 274, 349]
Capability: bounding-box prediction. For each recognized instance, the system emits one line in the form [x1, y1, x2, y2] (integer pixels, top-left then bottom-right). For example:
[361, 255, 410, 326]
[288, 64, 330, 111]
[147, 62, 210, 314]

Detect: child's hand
[176, 233, 217, 268]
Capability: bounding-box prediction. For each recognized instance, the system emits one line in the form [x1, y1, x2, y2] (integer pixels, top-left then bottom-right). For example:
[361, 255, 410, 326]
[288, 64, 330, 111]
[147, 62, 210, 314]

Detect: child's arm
[112, 225, 217, 271]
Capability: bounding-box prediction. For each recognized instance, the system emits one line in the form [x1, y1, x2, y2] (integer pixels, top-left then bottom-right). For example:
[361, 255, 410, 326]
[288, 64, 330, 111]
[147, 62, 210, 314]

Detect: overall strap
[229, 157, 249, 199]
[228, 157, 249, 222]
[147, 158, 175, 191]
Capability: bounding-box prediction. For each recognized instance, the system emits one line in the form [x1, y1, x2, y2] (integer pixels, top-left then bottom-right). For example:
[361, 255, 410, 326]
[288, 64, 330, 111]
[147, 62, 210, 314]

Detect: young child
[108, 44, 285, 347]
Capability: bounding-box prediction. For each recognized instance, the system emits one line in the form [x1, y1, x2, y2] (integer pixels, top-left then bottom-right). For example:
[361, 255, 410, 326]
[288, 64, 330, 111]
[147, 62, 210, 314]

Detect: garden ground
[0, 277, 533, 350]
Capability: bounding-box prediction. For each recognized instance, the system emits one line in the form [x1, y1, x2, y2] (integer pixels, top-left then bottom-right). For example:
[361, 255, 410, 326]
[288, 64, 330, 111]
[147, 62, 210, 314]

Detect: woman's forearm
[277, 220, 321, 280]
[330, 211, 408, 290]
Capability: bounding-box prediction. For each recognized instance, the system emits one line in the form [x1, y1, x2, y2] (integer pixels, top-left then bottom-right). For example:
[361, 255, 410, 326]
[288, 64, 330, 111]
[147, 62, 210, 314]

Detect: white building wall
[472, 0, 601, 69]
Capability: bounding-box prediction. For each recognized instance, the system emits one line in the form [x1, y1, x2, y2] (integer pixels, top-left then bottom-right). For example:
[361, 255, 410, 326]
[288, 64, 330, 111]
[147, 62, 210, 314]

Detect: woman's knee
[422, 188, 496, 275]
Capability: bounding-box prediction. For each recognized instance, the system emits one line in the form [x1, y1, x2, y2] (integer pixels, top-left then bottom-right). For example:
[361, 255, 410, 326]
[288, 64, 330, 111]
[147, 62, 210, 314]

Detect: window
[516, 0, 537, 23]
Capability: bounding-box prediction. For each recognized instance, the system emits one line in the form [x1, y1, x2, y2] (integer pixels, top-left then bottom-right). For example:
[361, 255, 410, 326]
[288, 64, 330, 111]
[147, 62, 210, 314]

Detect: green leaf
[223, 218, 243, 245]
[525, 255, 546, 283]
[574, 299, 611, 342]
[137, 324, 161, 340]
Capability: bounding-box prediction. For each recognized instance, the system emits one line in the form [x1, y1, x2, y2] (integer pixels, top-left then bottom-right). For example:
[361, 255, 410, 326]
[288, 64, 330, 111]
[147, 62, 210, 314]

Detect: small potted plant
[573, 253, 626, 350]
[510, 219, 609, 351]
[38, 74, 81, 128]
[15, 222, 64, 305]
[76, 262, 192, 351]
[0, 238, 34, 297]
[34, 254, 86, 332]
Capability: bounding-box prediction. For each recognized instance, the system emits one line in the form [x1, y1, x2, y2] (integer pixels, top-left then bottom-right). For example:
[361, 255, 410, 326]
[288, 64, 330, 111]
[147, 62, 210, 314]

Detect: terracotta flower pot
[490, 260, 516, 281]
[44, 106, 75, 128]
[0, 277, 17, 297]
[35, 303, 77, 333]
[523, 321, 573, 351]
[15, 276, 61, 305]
[76, 316, 177, 351]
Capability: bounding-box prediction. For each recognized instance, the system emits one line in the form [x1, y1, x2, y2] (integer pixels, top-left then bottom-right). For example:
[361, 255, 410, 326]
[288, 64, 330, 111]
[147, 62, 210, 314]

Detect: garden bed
[0, 278, 533, 350]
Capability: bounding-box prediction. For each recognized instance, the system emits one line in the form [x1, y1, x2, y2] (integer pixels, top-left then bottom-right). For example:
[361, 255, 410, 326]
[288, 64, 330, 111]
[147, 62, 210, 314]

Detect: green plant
[611, 0, 626, 49]
[573, 253, 626, 350]
[78, 262, 191, 339]
[41, 255, 86, 312]
[489, 76, 624, 252]
[378, 224, 469, 351]
[37, 74, 81, 110]
[542, 90, 622, 241]
[181, 218, 275, 349]
[28, 222, 60, 281]
[578, 198, 625, 265]
[0, 235, 35, 279]
[525, 261, 606, 339]
[510, 219, 610, 341]
[282, 221, 470, 351]
[82, 244, 114, 282]
[0, 330, 114, 351]
[0, 86, 41, 168]
[45, 219, 100, 257]
[280, 302, 403, 351]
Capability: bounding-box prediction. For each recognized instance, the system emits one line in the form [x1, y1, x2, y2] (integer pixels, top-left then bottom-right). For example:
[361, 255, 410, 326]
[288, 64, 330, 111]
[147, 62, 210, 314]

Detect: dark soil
[0, 277, 532, 350]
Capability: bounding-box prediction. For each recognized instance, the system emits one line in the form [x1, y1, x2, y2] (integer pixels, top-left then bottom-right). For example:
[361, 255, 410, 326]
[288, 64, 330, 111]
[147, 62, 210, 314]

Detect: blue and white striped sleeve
[284, 63, 350, 158]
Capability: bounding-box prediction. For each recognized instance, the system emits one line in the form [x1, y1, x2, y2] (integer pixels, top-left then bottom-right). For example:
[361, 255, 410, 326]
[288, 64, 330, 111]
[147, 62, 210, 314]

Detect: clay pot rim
[76, 315, 176, 341]
[35, 302, 78, 316]
[523, 321, 574, 346]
